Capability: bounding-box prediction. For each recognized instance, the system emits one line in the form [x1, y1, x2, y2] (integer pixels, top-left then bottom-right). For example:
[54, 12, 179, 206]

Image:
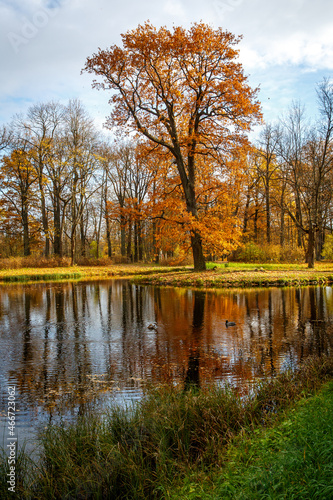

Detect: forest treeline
[1, 24, 333, 269]
[0, 87, 332, 268]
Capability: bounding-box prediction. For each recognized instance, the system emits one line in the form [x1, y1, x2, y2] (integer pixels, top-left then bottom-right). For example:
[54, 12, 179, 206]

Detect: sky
[1, 0, 333, 134]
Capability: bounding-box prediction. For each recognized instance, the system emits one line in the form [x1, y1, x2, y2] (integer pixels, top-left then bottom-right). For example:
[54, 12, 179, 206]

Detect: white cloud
[0, 0, 333, 127]
[163, 0, 186, 18]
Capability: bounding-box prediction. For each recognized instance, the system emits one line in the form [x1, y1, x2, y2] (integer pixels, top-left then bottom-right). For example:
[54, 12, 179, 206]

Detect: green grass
[0, 272, 82, 282]
[180, 381, 333, 500]
[134, 261, 333, 288]
[0, 263, 188, 284]
[2, 355, 333, 499]
[0, 258, 332, 287]
[206, 261, 328, 272]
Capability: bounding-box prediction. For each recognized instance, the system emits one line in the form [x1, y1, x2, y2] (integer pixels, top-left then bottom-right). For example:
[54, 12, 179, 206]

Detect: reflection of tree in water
[241, 287, 333, 379]
[307, 287, 332, 358]
[184, 291, 205, 390]
[2, 282, 333, 424]
[21, 293, 33, 385]
[267, 292, 275, 376]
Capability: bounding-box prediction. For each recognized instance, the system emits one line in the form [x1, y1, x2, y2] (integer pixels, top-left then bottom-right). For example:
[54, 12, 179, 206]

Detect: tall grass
[0, 256, 72, 270]
[0, 255, 115, 269]
[1, 355, 333, 499]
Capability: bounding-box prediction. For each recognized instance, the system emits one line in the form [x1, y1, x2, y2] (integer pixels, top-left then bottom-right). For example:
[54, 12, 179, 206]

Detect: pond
[1, 280, 333, 451]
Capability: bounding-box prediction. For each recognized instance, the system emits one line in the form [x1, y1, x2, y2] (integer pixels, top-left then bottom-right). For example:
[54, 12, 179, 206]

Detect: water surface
[1, 280, 333, 448]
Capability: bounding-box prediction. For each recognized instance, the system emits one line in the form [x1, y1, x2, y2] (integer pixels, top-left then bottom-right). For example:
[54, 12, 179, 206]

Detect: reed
[1, 355, 333, 499]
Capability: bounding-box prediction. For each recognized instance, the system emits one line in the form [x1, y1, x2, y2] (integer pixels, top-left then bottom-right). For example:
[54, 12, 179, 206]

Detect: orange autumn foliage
[84, 22, 262, 268]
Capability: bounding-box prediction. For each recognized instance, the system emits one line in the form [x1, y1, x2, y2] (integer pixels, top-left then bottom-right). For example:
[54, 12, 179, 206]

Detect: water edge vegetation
[1, 354, 333, 499]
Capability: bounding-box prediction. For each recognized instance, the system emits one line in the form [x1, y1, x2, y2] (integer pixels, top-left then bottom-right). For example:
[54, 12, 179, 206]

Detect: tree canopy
[83, 21, 262, 270]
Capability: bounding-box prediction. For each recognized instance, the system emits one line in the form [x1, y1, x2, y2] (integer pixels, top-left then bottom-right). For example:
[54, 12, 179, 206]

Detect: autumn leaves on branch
[83, 22, 262, 270]
[1, 22, 332, 269]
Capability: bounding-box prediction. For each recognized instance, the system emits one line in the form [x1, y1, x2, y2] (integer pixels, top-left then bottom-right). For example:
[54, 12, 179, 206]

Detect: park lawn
[134, 261, 333, 288]
[171, 380, 333, 499]
[0, 263, 185, 283]
[0, 260, 333, 286]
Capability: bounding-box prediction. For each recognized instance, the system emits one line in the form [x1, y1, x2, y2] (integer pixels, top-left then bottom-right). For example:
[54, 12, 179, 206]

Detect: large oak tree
[85, 22, 262, 269]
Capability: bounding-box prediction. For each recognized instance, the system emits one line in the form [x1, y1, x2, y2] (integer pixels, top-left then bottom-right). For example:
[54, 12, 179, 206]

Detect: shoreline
[133, 269, 333, 288]
[2, 354, 333, 499]
[0, 262, 333, 287]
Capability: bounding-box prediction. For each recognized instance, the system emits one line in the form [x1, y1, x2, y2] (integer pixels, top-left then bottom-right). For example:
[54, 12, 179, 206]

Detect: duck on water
[225, 320, 236, 327]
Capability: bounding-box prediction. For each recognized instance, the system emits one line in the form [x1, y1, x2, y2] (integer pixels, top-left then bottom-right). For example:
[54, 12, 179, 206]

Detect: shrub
[160, 254, 193, 266]
[0, 256, 71, 269]
[112, 255, 131, 264]
[322, 234, 333, 261]
[75, 256, 113, 266]
[231, 243, 304, 263]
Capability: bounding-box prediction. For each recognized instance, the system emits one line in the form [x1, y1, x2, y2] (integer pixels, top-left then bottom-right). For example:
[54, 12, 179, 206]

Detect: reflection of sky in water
[0, 281, 333, 452]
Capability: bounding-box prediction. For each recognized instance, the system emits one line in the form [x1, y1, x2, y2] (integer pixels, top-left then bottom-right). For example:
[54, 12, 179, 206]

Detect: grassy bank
[0, 259, 332, 287]
[173, 379, 333, 499]
[0, 263, 186, 284]
[134, 261, 333, 288]
[1, 355, 333, 499]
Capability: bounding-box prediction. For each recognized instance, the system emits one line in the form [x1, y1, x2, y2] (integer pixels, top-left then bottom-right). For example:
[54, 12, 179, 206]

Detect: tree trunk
[53, 191, 62, 256]
[296, 199, 303, 247]
[265, 184, 271, 244]
[22, 200, 30, 257]
[138, 220, 143, 261]
[127, 218, 132, 261]
[306, 227, 316, 269]
[38, 172, 50, 257]
[191, 231, 206, 271]
[316, 228, 324, 260]
[177, 155, 206, 270]
[70, 230, 75, 266]
[254, 208, 259, 242]
[40, 193, 50, 257]
[120, 213, 126, 257]
[106, 218, 112, 258]
[280, 187, 285, 247]
[280, 208, 285, 247]
[80, 221, 86, 257]
[242, 189, 251, 236]
[152, 220, 159, 263]
[134, 220, 138, 262]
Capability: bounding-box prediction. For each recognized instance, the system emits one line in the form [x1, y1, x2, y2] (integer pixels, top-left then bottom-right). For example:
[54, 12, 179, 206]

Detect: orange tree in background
[83, 22, 262, 270]
[0, 149, 39, 256]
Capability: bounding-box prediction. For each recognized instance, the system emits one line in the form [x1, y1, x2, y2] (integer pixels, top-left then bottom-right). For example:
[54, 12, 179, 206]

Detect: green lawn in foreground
[2, 357, 333, 499]
[173, 381, 333, 500]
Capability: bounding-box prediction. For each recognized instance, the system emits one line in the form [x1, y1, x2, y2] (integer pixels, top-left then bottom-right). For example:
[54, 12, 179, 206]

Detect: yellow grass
[0, 259, 333, 287]
[134, 262, 333, 288]
[0, 263, 186, 284]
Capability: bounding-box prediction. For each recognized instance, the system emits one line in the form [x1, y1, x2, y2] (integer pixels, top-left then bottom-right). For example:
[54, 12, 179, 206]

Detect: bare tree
[279, 82, 333, 267]
[104, 142, 133, 257]
[255, 123, 282, 244]
[0, 125, 12, 152]
[15, 102, 64, 256]
[63, 99, 100, 264]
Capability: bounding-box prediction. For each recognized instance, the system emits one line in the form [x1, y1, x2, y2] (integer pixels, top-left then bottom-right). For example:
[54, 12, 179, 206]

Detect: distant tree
[15, 101, 64, 256]
[279, 81, 333, 268]
[83, 22, 262, 270]
[255, 123, 282, 244]
[0, 125, 12, 152]
[0, 148, 38, 255]
[63, 99, 100, 264]
[104, 142, 133, 257]
[279, 102, 308, 250]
